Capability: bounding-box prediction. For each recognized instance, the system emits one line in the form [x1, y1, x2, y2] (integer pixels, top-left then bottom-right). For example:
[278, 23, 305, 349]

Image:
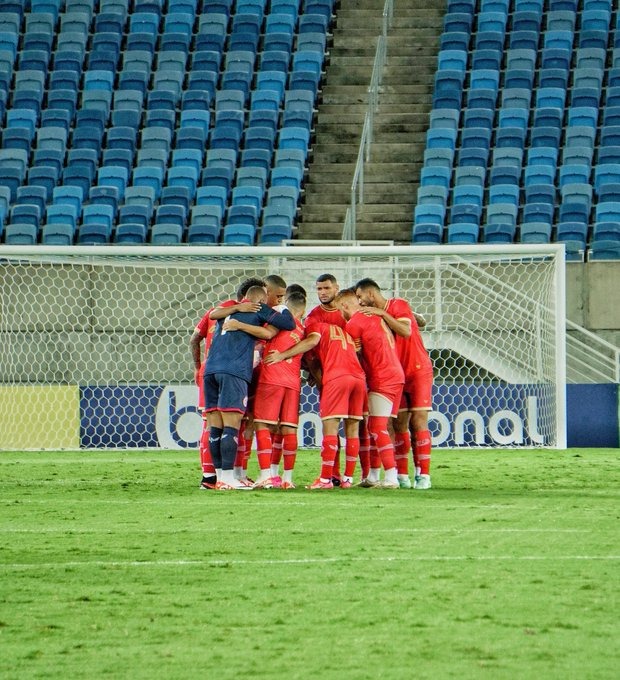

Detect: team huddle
[190, 273, 434, 491]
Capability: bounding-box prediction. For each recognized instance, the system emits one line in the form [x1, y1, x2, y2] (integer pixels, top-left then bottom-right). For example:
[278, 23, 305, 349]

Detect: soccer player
[305, 273, 348, 485]
[334, 289, 405, 489]
[264, 317, 366, 489]
[355, 278, 434, 490]
[190, 276, 267, 489]
[204, 286, 295, 490]
[224, 291, 307, 489]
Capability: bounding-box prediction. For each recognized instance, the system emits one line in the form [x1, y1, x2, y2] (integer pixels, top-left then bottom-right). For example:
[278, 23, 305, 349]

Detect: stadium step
[300, 0, 443, 243]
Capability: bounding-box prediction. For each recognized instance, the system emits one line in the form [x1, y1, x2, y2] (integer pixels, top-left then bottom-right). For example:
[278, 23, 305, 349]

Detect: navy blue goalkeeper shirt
[205, 304, 295, 383]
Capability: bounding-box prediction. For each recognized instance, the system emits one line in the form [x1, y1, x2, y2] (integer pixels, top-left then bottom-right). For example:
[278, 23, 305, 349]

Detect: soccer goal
[0, 244, 566, 450]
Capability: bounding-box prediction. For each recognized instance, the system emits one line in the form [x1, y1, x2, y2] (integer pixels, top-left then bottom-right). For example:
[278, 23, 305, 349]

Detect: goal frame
[0, 243, 566, 450]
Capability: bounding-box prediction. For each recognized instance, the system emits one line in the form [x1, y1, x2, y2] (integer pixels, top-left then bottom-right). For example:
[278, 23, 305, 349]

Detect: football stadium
[0, 0, 619, 678]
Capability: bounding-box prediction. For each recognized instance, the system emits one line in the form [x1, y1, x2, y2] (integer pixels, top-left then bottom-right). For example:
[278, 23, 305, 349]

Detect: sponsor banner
[0, 385, 79, 449]
[566, 384, 619, 448]
[79, 383, 572, 449]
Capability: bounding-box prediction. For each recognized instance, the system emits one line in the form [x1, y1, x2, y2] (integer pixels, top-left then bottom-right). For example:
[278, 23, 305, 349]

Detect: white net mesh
[0, 244, 565, 450]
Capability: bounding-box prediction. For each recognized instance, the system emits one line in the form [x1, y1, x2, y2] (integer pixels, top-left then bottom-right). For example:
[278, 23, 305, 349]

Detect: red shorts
[400, 369, 434, 411]
[369, 382, 404, 417]
[319, 375, 366, 420]
[253, 382, 301, 427]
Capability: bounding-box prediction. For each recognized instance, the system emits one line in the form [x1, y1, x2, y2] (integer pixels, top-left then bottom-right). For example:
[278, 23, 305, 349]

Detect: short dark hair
[265, 274, 287, 289]
[286, 291, 306, 309]
[315, 273, 338, 284]
[286, 283, 307, 297]
[355, 277, 381, 291]
[236, 277, 266, 300]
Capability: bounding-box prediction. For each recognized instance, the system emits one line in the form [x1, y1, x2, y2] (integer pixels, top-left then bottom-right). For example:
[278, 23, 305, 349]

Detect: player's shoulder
[219, 298, 237, 308]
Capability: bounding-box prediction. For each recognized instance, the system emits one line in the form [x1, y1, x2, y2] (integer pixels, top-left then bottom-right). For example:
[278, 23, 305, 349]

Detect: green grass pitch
[1, 448, 618, 680]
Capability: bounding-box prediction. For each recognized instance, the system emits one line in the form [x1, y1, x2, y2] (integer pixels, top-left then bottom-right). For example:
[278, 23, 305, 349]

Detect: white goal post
[0, 244, 566, 450]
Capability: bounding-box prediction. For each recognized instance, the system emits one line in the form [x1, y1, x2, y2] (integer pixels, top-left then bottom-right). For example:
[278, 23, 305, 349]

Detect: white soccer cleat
[398, 475, 412, 489]
[414, 474, 431, 490]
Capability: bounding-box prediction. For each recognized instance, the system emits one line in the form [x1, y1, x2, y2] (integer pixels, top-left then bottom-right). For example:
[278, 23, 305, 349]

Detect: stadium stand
[0, 0, 335, 245]
[414, 0, 620, 259]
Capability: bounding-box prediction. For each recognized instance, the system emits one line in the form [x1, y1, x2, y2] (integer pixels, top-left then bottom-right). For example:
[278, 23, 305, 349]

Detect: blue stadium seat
[447, 222, 478, 243]
[449, 203, 481, 225]
[454, 166, 486, 187]
[482, 222, 515, 243]
[414, 204, 446, 227]
[489, 183, 520, 206]
[519, 222, 551, 243]
[222, 223, 256, 245]
[460, 127, 491, 150]
[588, 240, 620, 261]
[417, 185, 448, 206]
[412, 222, 443, 244]
[525, 183, 555, 205]
[4, 223, 38, 244]
[420, 166, 452, 190]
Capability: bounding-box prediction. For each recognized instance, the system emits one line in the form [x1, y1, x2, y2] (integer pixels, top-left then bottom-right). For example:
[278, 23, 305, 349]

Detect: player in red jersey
[304, 273, 351, 484]
[268, 283, 308, 477]
[264, 317, 367, 489]
[334, 289, 405, 489]
[223, 291, 307, 489]
[189, 277, 266, 489]
[355, 278, 434, 490]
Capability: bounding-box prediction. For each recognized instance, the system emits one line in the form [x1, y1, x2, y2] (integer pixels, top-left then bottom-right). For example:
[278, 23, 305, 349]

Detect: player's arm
[264, 332, 320, 364]
[413, 312, 427, 329]
[189, 330, 204, 383]
[222, 318, 278, 340]
[360, 306, 411, 338]
[261, 305, 296, 331]
[209, 301, 261, 319]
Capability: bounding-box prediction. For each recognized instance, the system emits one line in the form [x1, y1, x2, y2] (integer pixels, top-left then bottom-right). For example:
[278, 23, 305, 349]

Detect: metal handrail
[341, 0, 393, 240]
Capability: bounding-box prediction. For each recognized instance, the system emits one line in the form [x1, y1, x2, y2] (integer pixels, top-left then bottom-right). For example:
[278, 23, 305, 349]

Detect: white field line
[0, 527, 589, 534]
[1, 555, 619, 570]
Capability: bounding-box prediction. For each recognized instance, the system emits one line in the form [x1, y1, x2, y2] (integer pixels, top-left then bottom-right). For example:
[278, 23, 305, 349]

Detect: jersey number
[329, 324, 354, 350]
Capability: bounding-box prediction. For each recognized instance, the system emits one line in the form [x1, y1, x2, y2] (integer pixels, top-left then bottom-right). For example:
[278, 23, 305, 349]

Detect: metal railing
[342, 0, 393, 240]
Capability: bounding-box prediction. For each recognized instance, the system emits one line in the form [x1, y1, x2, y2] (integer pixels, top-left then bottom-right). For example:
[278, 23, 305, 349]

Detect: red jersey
[305, 321, 365, 384]
[305, 304, 347, 329]
[385, 298, 433, 376]
[345, 311, 404, 390]
[194, 299, 238, 360]
[259, 317, 306, 390]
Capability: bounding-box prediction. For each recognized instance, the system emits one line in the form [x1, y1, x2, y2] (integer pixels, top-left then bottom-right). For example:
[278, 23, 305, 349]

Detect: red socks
[282, 433, 297, 471]
[255, 428, 273, 473]
[344, 437, 360, 478]
[320, 434, 338, 480]
[394, 431, 411, 476]
[414, 429, 432, 475]
[367, 415, 396, 471]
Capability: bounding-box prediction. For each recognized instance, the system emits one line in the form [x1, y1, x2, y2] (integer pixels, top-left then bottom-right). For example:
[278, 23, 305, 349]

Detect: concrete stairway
[297, 0, 445, 243]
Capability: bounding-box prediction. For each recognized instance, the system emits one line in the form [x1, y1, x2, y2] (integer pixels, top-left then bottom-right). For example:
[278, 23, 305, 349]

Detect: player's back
[206, 304, 294, 382]
[346, 312, 404, 389]
[306, 321, 365, 383]
[385, 298, 433, 374]
[259, 317, 306, 389]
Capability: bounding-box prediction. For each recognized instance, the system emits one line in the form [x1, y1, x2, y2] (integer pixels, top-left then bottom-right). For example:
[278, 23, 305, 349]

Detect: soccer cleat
[331, 476, 342, 487]
[281, 481, 296, 490]
[377, 479, 400, 489]
[358, 478, 379, 488]
[414, 474, 432, 490]
[306, 478, 334, 490]
[199, 476, 217, 490]
[215, 480, 253, 491]
[340, 480, 353, 489]
[252, 476, 280, 489]
[398, 476, 412, 489]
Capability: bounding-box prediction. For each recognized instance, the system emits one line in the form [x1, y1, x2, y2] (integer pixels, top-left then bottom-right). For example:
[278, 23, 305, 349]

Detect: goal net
[0, 244, 566, 450]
